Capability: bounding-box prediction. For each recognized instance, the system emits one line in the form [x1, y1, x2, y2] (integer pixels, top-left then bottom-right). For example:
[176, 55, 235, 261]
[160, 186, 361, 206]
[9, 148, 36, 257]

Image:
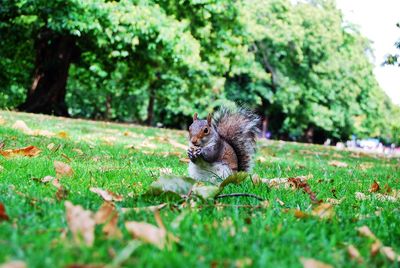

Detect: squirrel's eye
[204, 127, 209, 134]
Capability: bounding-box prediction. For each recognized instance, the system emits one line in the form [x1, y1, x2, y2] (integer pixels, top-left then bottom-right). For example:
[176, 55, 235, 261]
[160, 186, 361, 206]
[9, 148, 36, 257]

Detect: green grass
[0, 111, 399, 267]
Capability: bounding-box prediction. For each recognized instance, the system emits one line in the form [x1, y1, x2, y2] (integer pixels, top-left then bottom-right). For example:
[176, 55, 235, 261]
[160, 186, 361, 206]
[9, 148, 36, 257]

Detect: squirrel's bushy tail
[213, 106, 260, 171]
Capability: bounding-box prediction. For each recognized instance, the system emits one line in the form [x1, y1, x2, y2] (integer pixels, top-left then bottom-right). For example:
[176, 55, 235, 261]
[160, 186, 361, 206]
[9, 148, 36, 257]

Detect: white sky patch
[336, 0, 400, 105]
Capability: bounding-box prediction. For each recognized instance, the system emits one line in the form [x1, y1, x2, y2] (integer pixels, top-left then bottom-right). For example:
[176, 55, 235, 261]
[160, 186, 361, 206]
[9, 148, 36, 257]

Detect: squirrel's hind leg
[188, 161, 232, 183]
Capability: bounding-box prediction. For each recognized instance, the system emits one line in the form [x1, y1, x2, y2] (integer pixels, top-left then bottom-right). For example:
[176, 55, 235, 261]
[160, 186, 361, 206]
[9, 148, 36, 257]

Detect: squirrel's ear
[193, 113, 198, 121]
[207, 113, 212, 126]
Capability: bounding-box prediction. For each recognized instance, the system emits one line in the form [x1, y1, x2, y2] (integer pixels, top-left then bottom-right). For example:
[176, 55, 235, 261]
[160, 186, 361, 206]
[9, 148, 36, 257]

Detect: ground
[0, 111, 399, 268]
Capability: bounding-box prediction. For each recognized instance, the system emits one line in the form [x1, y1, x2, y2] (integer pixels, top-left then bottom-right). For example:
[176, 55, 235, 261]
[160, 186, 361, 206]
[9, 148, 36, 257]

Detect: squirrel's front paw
[188, 147, 202, 161]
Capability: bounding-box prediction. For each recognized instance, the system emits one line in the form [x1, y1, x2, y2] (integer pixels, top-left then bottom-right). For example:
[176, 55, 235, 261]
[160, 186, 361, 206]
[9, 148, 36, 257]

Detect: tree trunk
[18, 29, 79, 116]
[145, 85, 155, 126]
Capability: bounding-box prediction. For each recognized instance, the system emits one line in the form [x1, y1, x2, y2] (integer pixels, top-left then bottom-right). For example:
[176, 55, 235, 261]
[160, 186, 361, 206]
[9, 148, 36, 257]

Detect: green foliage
[0, 0, 399, 143]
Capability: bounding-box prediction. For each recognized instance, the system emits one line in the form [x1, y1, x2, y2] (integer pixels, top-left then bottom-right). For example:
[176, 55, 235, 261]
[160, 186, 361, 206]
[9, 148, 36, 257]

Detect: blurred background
[0, 0, 399, 146]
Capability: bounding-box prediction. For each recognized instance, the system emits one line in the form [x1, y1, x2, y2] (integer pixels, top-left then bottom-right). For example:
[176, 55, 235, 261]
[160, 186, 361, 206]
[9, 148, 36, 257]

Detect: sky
[335, 0, 400, 105]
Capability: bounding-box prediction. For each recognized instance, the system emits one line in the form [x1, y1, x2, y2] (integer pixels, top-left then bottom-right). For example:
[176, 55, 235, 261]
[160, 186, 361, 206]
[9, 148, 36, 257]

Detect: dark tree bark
[145, 85, 155, 126]
[18, 29, 79, 116]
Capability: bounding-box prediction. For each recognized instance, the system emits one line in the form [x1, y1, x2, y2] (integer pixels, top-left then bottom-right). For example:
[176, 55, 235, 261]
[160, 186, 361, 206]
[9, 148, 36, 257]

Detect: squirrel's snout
[191, 137, 200, 146]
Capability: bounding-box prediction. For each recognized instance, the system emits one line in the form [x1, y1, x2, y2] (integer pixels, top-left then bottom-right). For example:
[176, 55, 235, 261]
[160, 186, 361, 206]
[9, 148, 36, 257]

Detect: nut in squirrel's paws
[188, 146, 202, 160]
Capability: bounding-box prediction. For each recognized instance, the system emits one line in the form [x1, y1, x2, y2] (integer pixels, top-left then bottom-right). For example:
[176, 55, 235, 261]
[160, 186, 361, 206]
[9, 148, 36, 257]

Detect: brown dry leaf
[179, 158, 190, 163]
[300, 257, 333, 268]
[347, 245, 363, 263]
[381, 246, 400, 262]
[357, 226, 377, 240]
[54, 161, 74, 177]
[294, 210, 309, 219]
[12, 120, 33, 134]
[47, 143, 55, 150]
[125, 221, 166, 249]
[0, 260, 27, 268]
[371, 240, 382, 256]
[276, 198, 285, 206]
[94, 202, 121, 238]
[52, 178, 68, 201]
[0, 145, 41, 158]
[90, 187, 123, 202]
[328, 160, 348, 168]
[369, 181, 380, 193]
[261, 175, 313, 189]
[41, 175, 55, 183]
[251, 174, 261, 186]
[57, 131, 69, 139]
[326, 198, 343, 205]
[288, 177, 320, 204]
[65, 201, 96, 246]
[0, 202, 10, 221]
[355, 192, 370, 201]
[311, 203, 334, 220]
[360, 163, 373, 170]
[72, 148, 84, 155]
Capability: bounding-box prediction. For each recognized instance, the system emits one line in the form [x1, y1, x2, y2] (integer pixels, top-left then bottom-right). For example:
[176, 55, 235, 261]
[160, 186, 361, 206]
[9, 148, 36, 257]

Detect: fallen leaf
[72, 148, 84, 155]
[54, 161, 74, 177]
[0, 260, 27, 268]
[347, 245, 363, 263]
[369, 181, 380, 193]
[220, 172, 248, 188]
[380, 246, 400, 262]
[42, 176, 55, 183]
[276, 198, 285, 206]
[0, 145, 41, 158]
[355, 192, 370, 201]
[95, 202, 121, 238]
[360, 163, 373, 170]
[65, 201, 95, 246]
[311, 203, 334, 220]
[261, 175, 313, 188]
[288, 177, 320, 204]
[53, 179, 68, 200]
[12, 120, 33, 134]
[90, 187, 123, 202]
[57, 131, 69, 139]
[357, 226, 377, 240]
[125, 221, 166, 249]
[300, 257, 333, 268]
[294, 210, 309, 219]
[191, 183, 220, 200]
[179, 158, 190, 163]
[375, 193, 397, 202]
[328, 160, 348, 168]
[0, 202, 9, 221]
[251, 174, 261, 185]
[326, 198, 343, 205]
[371, 240, 382, 256]
[146, 175, 196, 197]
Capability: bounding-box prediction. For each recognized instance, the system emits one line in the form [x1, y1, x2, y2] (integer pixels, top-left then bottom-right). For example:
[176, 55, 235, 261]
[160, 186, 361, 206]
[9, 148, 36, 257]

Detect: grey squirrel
[187, 107, 260, 181]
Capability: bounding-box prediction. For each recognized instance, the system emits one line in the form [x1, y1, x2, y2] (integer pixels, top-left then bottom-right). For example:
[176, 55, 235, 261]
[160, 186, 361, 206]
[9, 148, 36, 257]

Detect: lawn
[0, 111, 399, 268]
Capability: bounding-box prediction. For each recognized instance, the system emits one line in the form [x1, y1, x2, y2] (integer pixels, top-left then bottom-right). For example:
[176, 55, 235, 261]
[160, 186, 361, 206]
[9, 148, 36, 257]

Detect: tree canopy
[0, 0, 399, 143]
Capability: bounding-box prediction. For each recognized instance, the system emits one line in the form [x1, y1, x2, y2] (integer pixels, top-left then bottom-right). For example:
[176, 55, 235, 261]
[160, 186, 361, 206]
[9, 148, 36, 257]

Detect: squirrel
[187, 107, 260, 182]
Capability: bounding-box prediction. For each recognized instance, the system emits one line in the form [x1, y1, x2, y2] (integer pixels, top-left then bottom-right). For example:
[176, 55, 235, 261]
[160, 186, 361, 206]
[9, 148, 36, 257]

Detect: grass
[0, 110, 399, 268]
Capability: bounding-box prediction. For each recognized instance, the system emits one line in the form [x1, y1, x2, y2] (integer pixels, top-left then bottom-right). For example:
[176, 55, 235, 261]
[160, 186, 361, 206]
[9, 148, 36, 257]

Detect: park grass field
[0, 111, 399, 268]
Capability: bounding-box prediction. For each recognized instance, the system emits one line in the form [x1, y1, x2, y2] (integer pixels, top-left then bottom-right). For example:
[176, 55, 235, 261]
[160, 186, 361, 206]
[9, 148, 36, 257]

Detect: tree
[385, 22, 400, 66]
